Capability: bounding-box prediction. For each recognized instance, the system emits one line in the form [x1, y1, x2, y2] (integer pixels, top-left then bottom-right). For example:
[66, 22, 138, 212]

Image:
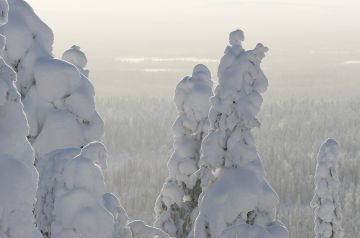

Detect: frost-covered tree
[311, 139, 344, 238]
[0, 1, 41, 237]
[192, 29, 288, 238]
[154, 64, 213, 238]
[0, 0, 103, 158]
[36, 141, 167, 238]
[36, 142, 132, 238]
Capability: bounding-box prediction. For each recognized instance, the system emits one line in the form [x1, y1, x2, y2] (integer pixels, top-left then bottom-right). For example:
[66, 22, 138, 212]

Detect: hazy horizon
[26, 0, 360, 101]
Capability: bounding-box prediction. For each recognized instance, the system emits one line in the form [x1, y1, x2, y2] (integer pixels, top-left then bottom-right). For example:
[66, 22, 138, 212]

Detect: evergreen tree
[155, 64, 213, 238]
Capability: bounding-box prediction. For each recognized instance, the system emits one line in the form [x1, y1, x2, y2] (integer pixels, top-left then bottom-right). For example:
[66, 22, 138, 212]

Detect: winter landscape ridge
[0, 0, 359, 238]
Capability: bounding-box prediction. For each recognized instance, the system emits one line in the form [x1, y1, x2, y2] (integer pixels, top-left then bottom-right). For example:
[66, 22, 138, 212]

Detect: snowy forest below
[0, 0, 359, 238]
[101, 98, 360, 238]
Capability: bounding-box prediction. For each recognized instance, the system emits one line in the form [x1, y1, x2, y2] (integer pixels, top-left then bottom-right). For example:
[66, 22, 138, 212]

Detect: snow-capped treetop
[193, 30, 288, 238]
[0, 0, 53, 95]
[62, 45, 89, 77]
[154, 64, 212, 238]
[229, 29, 244, 46]
[317, 138, 339, 165]
[173, 64, 212, 135]
[201, 38, 269, 187]
[311, 139, 344, 238]
[0, 0, 103, 157]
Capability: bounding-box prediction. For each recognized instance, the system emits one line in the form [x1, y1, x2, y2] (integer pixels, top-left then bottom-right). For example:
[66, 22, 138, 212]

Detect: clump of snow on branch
[154, 64, 213, 238]
[311, 139, 344, 238]
[0, 0, 103, 157]
[0, 1, 41, 237]
[193, 29, 288, 238]
[62, 45, 89, 77]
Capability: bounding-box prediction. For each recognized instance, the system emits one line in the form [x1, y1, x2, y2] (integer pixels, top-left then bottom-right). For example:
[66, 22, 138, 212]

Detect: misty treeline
[99, 98, 360, 238]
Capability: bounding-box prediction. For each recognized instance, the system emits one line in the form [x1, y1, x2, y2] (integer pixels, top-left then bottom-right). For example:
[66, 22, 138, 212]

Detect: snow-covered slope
[311, 139, 344, 238]
[0, 1, 41, 237]
[0, 0, 103, 158]
[193, 29, 288, 238]
[154, 64, 213, 238]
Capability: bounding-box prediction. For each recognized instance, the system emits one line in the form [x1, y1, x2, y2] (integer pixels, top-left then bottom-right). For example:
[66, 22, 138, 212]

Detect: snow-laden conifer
[0, 0, 103, 158]
[0, 1, 41, 236]
[36, 142, 133, 238]
[311, 139, 344, 238]
[154, 64, 213, 238]
[193, 29, 288, 238]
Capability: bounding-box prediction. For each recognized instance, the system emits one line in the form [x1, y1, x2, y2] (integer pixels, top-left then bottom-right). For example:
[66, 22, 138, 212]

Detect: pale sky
[25, 0, 360, 100]
[26, 0, 360, 56]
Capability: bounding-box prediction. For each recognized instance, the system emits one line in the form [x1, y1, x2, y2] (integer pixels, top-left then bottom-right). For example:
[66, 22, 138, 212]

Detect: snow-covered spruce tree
[36, 142, 133, 238]
[154, 64, 213, 238]
[0, 1, 41, 237]
[311, 139, 344, 238]
[0, 0, 103, 158]
[192, 30, 288, 238]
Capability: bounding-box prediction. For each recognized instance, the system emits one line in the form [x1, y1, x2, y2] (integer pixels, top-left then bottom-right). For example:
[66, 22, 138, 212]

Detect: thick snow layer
[311, 139, 344, 238]
[0, 2, 41, 236]
[36, 142, 129, 238]
[0, 0, 8, 25]
[62, 45, 89, 77]
[155, 64, 213, 238]
[37, 141, 166, 238]
[193, 30, 288, 238]
[129, 220, 171, 238]
[194, 168, 287, 238]
[0, 0, 103, 157]
[103, 193, 132, 238]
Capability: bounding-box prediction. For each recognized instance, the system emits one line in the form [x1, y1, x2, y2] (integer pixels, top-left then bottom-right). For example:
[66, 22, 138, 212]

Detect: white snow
[311, 139, 344, 238]
[36, 142, 128, 238]
[155, 64, 213, 238]
[193, 30, 288, 238]
[0, 0, 103, 157]
[0, 1, 41, 236]
[62, 45, 89, 77]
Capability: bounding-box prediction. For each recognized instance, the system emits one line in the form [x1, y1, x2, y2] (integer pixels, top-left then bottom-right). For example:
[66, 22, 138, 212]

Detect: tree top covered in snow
[193, 29, 288, 238]
[311, 139, 344, 238]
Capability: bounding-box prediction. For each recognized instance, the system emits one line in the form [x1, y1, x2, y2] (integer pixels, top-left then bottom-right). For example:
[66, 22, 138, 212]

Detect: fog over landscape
[28, 0, 360, 101]
[1, 1, 359, 237]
